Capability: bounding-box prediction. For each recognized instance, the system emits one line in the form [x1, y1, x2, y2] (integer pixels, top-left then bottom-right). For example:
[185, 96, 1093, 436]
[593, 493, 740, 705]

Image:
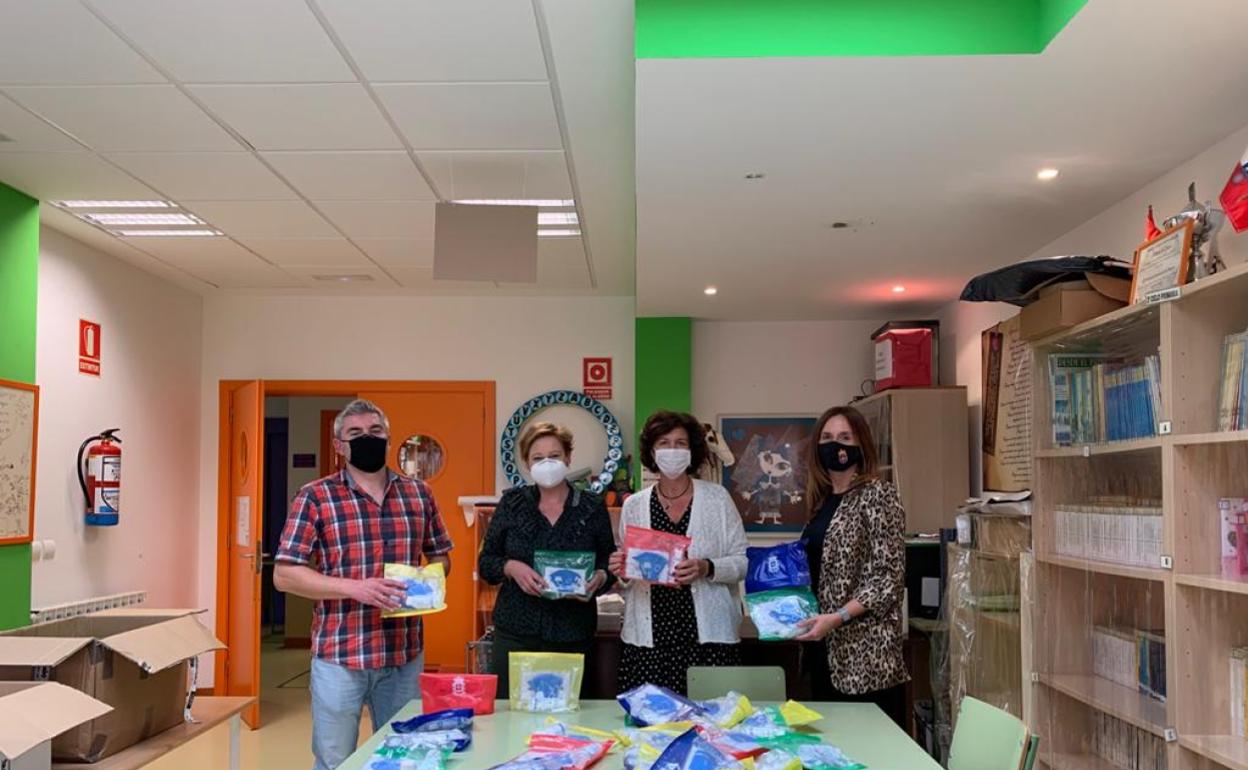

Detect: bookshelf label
[1158, 420, 1172, 435]
[1144, 286, 1182, 304]
[1082, 445, 1091, 458]
[1160, 554, 1173, 569]
[1164, 728, 1177, 742]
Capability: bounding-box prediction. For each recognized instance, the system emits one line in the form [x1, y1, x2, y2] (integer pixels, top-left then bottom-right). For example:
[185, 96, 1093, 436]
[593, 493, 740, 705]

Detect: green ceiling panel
[636, 0, 1088, 59]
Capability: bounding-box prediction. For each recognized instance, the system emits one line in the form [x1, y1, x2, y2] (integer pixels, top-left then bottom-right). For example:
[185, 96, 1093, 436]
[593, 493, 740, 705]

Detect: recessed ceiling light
[704, 286, 718, 296]
[83, 212, 203, 227]
[56, 200, 171, 209]
[1037, 168, 1060, 181]
[537, 212, 578, 225]
[830, 222, 850, 229]
[117, 229, 221, 237]
[891, 285, 907, 294]
[313, 274, 374, 283]
[744, 172, 765, 180]
[538, 229, 581, 237]
[454, 199, 574, 208]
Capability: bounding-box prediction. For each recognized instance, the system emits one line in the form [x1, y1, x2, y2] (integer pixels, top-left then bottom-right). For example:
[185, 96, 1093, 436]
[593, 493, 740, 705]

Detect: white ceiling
[635, 0, 1248, 319]
[0, 0, 636, 296]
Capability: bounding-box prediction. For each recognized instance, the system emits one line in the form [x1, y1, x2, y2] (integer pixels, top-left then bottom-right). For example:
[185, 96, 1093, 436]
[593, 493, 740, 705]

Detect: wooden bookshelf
[1026, 265, 1248, 770]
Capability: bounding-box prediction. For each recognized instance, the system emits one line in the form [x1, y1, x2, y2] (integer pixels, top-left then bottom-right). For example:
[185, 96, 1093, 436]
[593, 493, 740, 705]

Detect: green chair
[947, 696, 1035, 770]
[1023, 735, 1040, 770]
[686, 666, 786, 702]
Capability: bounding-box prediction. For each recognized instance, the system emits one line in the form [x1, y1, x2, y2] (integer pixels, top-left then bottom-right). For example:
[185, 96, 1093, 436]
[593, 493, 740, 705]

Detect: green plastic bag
[534, 550, 595, 599]
[744, 588, 818, 641]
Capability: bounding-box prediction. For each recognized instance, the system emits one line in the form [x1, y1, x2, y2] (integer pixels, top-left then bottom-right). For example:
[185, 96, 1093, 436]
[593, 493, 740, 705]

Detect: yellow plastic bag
[381, 562, 447, 618]
[533, 719, 620, 747]
[698, 691, 754, 728]
[509, 652, 584, 713]
[769, 700, 822, 728]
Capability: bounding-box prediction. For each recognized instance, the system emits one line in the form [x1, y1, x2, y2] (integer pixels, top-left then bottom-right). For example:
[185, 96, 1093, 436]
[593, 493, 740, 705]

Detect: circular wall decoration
[501, 390, 624, 493]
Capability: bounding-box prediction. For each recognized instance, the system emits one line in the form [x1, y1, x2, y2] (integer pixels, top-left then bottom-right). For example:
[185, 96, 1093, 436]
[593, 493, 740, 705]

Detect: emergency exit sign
[79, 319, 101, 376]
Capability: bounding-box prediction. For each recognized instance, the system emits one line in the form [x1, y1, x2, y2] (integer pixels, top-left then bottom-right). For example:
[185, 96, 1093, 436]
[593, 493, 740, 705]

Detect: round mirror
[397, 434, 445, 480]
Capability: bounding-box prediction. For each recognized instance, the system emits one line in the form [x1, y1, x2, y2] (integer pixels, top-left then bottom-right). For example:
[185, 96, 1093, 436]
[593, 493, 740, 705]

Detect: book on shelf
[1221, 497, 1248, 578]
[1093, 625, 1140, 689]
[1232, 647, 1248, 738]
[1136, 629, 1166, 702]
[1217, 330, 1248, 431]
[1092, 711, 1167, 770]
[1054, 501, 1164, 568]
[1049, 353, 1162, 445]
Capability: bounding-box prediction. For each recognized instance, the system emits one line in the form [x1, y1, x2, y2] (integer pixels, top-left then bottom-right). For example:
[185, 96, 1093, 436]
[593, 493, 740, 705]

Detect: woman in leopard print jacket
[795, 405, 910, 727]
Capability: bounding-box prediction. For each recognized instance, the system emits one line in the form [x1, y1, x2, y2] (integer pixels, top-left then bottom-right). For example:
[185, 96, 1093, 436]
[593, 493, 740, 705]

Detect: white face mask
[530, 458, 569, 489]
[654, 448, 692, 479]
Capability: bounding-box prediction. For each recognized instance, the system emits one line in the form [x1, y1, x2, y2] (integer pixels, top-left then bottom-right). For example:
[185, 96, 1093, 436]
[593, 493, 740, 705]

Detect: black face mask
[819, 441, 863, 473]
[347, 435, 388, 473]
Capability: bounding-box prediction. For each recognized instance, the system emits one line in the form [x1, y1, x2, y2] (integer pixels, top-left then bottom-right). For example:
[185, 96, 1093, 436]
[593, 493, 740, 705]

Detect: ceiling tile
[418, 151, 572, 200]
[88, 0, 353, 83]
[5, 85, 240, 151]
[261, 151, 434, 200]
[116, 234, 259, 264]
[537, 237, 592, 290]
[316, 0, 547, 82]
[0, 151, 159, 200]
[186, 262, 304, 289]
[354, 238, 434, 269]
[0, 97, 82, 151]
[189, 84, 402, 151]
[239, 237, 372, 267]
[314, 201, 435, 239]
[374, 83, 561, 150]
[281, 264, 397, 288]
[105, 152, 296, 200]
[182, 200, 338, 238]
[0, 0, 163, 85]
[387, 266, 494, 292]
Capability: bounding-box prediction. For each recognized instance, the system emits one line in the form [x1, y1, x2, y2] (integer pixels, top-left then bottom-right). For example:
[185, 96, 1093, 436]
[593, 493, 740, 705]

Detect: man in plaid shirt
[275, 399, 453, 770]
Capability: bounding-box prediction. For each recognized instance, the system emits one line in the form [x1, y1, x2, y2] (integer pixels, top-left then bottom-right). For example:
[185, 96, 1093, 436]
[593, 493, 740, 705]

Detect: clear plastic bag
[382, 562, 447, 618]
[744, 588, 818, 641]
[509, 652, 585, 713]
[617, 683, 702, 726]
[623, 526, 691, 586]
[534, 550, 596, 599]
[696, 691, 753, 729]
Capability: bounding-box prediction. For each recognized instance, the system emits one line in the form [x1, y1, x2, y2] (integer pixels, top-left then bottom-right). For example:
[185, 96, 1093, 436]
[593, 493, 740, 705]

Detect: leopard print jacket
[816, 477, 910, 694]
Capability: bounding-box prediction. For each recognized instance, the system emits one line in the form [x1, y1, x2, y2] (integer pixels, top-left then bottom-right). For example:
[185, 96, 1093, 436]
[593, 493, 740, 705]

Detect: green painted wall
[634, 317, 693, 482]
[0, 182, 38, 631]
[636, 0, 1088, 58]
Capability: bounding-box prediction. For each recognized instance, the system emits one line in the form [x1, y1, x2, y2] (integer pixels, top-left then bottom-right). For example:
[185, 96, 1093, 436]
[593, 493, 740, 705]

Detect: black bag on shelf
[959, 255, 1132, 307]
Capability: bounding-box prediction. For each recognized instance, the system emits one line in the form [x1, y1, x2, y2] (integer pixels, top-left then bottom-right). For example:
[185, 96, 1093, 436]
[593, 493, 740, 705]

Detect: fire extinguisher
[78, 429, 121, 526]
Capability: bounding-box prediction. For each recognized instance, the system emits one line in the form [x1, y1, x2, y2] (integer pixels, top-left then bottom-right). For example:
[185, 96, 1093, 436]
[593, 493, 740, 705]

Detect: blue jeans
[310, 654, 423, 770]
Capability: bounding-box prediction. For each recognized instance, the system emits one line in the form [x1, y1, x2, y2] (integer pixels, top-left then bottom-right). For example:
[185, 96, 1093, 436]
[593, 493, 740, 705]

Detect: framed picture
[1130, 220, 1193, 304]
[719, 414, 817, 532]
[0, 378, 39, 545]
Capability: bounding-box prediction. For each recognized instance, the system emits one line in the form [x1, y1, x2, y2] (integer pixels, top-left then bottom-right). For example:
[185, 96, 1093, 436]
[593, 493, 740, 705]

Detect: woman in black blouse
[477, 422, 615, 695]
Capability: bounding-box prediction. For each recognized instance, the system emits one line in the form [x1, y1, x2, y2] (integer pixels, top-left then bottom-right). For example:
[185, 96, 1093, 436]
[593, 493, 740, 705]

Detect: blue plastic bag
[745, 540, 810, 593]
[617, 683, 702, 727]
[650, 728, 744, 770]
[392, 708, 474, 739]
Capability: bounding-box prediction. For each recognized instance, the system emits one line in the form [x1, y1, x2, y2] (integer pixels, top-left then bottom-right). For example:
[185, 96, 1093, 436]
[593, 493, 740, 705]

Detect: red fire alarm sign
[583, 357, 612, 400]
[79, 320, 101, 377]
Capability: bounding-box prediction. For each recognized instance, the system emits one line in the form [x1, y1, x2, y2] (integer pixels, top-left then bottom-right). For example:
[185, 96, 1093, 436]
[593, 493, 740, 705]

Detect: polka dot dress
[617, 491, 741, 696]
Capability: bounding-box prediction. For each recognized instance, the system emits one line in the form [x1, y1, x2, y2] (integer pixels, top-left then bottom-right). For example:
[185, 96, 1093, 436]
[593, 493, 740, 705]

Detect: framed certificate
[1129, 220, 1193, 304]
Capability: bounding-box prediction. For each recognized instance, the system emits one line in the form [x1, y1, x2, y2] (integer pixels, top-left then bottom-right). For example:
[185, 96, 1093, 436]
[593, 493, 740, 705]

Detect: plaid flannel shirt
[276, 468, 453, 669]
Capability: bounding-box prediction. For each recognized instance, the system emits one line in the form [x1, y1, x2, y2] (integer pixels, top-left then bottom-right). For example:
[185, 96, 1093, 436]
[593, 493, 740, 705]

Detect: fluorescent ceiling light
[704, 286, 718, 296]
[1036, 168, 1060, 181]
[537, 229, 581, 237]
[84, 212, 203, 226]
[537, 212, 578, 226]
[454, 199, 574, 208]
[117, 229, 221, 237]
[56, 200, 171, 209]
[313, 274, 374, 283]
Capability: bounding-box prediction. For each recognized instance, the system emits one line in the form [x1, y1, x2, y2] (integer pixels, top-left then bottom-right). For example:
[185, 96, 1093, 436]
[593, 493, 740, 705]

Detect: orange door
[361, 388, 492, 672]
[228, 381, 263, 726]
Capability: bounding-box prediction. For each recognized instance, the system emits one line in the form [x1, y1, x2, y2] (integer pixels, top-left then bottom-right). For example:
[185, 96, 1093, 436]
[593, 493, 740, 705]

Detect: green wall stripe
[634, 317, 693, 483]
[0, 182, 38, 631]
[636, 0, 1088, 59]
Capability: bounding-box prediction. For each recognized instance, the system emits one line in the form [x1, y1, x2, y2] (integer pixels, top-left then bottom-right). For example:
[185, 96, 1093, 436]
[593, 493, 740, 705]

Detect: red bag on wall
[420, 673, 499, 715]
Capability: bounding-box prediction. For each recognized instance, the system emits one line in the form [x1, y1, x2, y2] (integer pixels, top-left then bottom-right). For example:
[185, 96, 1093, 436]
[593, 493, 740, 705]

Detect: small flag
[1145, 205, 1162, 241]
[1221, 146, 1248, 233]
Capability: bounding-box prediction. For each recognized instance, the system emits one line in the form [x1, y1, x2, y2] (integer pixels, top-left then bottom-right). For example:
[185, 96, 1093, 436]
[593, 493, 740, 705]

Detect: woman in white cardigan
[607, 410, 749, 695]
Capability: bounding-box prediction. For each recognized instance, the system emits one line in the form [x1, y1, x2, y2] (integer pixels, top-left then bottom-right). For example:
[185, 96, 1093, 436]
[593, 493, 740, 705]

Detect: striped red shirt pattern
[276, 469, 453, 669]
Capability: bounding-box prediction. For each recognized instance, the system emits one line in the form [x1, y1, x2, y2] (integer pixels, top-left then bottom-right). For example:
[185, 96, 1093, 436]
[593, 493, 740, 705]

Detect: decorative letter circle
[501, 390, 624, 493]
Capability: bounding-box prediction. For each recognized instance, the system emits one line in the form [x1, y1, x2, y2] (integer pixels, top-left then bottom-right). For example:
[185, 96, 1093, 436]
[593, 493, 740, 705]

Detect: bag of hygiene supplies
[534, 550, 596, 599]
[391, 707, 473, 738]
[617, 683, 703, 727]
[753, 749, 802, 770]
[650, 728, 745, 770]
[486, 736, 612, 770]
[420, 673, 498, 716]
[797, 744, 867, 770]
[532, 720, 621, 747]
[696, 691, 753, 729]
[373, 732, 468, 755]
[693, 726, 767, 761]
[510, 652, 584, 713]
[364, 742, 449, 770]
[745, 588, 819, 641]
[738, 700, 822, 732]
[382, 562, 447, 618]
[752, 732, 823, 752]
[623, 526, 691, 586]
[745, 540, 810, 593]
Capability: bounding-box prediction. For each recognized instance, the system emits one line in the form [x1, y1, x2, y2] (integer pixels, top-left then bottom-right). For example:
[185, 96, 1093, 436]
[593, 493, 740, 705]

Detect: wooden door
[228, 381, 263, 726]
[361, 388, 491, 672]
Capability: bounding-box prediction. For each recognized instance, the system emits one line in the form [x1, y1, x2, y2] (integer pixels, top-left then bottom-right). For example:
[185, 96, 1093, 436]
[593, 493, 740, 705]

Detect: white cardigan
[617, 480, 749, 647]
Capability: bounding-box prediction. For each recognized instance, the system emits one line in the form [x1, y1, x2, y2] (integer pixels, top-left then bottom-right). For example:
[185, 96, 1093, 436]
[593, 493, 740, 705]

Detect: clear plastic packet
[741, 700, 822, 729]
[752, 749, 802, 770]
[486, 736, 612, 770]
[745, 540, 811, 593]
[533, 720, 621, 747]
[696, 691, 753, 729]
[617, 683, 703, 726]
[391, 707, 473, 736]
[650, 728, 745, 770]
[694, 726, 767, 760]
[509, 652, 585, 713]
[373, 730, 470, 754]
[745, 588, 819, 641]
[797, 744, 867, 770]
[382, 562, 448, 618]
[533, 550, 596, 599]
[623, 526, 692, 586]
[752, 731, 823, 751]
[364, 742, 450, 770]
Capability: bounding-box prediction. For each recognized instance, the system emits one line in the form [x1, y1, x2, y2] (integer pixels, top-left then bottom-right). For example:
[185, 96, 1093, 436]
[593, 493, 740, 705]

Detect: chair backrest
[947, 697, 1030, 770]
[1022, 735, 1040, 770]
[686, 666, 786, 702]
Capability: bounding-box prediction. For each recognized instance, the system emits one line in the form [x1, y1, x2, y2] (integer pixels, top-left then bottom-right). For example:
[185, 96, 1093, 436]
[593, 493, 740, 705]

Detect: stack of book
[1137, 629, 1166, 702]
[1221, 498, 1248, 577]
[1054, 502, 1164, 568]
[1093, 711, 1167, 770]
[1231, 647, 1248, 737]
[1049, 353, 1162, 445]
[1091, 625, 1167, 702]
[1217, 330, 1248, 431]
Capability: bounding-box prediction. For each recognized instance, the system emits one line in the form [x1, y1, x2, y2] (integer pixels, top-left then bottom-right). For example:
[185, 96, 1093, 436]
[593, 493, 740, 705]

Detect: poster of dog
[719, 415, 816, 532]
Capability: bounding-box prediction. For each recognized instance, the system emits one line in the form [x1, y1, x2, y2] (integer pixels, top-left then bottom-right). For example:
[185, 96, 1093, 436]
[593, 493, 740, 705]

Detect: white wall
[938, 121, 1248, 494]
[32, 227, 203, 609]
[285, 396, 350, 503]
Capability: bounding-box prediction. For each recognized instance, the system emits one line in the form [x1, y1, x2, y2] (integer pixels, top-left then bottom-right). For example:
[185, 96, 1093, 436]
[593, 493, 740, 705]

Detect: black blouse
[477, 484, 616, 642]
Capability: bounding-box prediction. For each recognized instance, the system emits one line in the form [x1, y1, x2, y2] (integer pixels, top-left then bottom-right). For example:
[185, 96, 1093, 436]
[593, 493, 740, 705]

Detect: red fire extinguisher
[78, 429, 121, 526]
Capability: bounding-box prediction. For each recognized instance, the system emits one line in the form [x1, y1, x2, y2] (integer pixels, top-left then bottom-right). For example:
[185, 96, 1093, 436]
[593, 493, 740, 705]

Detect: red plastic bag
[1221, 149, 1248, 233]
[873, 328, 932, 392]
[623, 525, 692, 587]
[420, 673, 498, 716]
[524, 735, 613, 769]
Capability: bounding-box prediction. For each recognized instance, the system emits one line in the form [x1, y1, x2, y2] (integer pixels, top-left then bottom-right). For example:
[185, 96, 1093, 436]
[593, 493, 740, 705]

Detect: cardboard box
[0, 611, 223, 763]
[0, 682, 111, 770]
[1018, 276, 1129, 341]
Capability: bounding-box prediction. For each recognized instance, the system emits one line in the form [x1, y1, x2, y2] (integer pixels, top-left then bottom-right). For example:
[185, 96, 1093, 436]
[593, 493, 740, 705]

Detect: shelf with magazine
[1174, 583, 1248, 770]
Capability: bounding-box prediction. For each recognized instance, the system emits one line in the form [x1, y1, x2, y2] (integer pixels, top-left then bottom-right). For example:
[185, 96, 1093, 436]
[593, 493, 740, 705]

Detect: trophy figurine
[1162, 182, 1227, 281]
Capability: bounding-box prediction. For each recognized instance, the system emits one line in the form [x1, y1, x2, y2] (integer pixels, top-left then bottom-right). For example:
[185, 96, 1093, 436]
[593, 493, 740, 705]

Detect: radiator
[29, 590, 147, 624]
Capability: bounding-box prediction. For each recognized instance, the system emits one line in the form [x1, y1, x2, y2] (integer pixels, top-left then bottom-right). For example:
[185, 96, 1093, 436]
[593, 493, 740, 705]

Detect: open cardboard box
[0, 682, 111, 770]
[0, 610, 224, 763]
[1018, 273, 1131, 341]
